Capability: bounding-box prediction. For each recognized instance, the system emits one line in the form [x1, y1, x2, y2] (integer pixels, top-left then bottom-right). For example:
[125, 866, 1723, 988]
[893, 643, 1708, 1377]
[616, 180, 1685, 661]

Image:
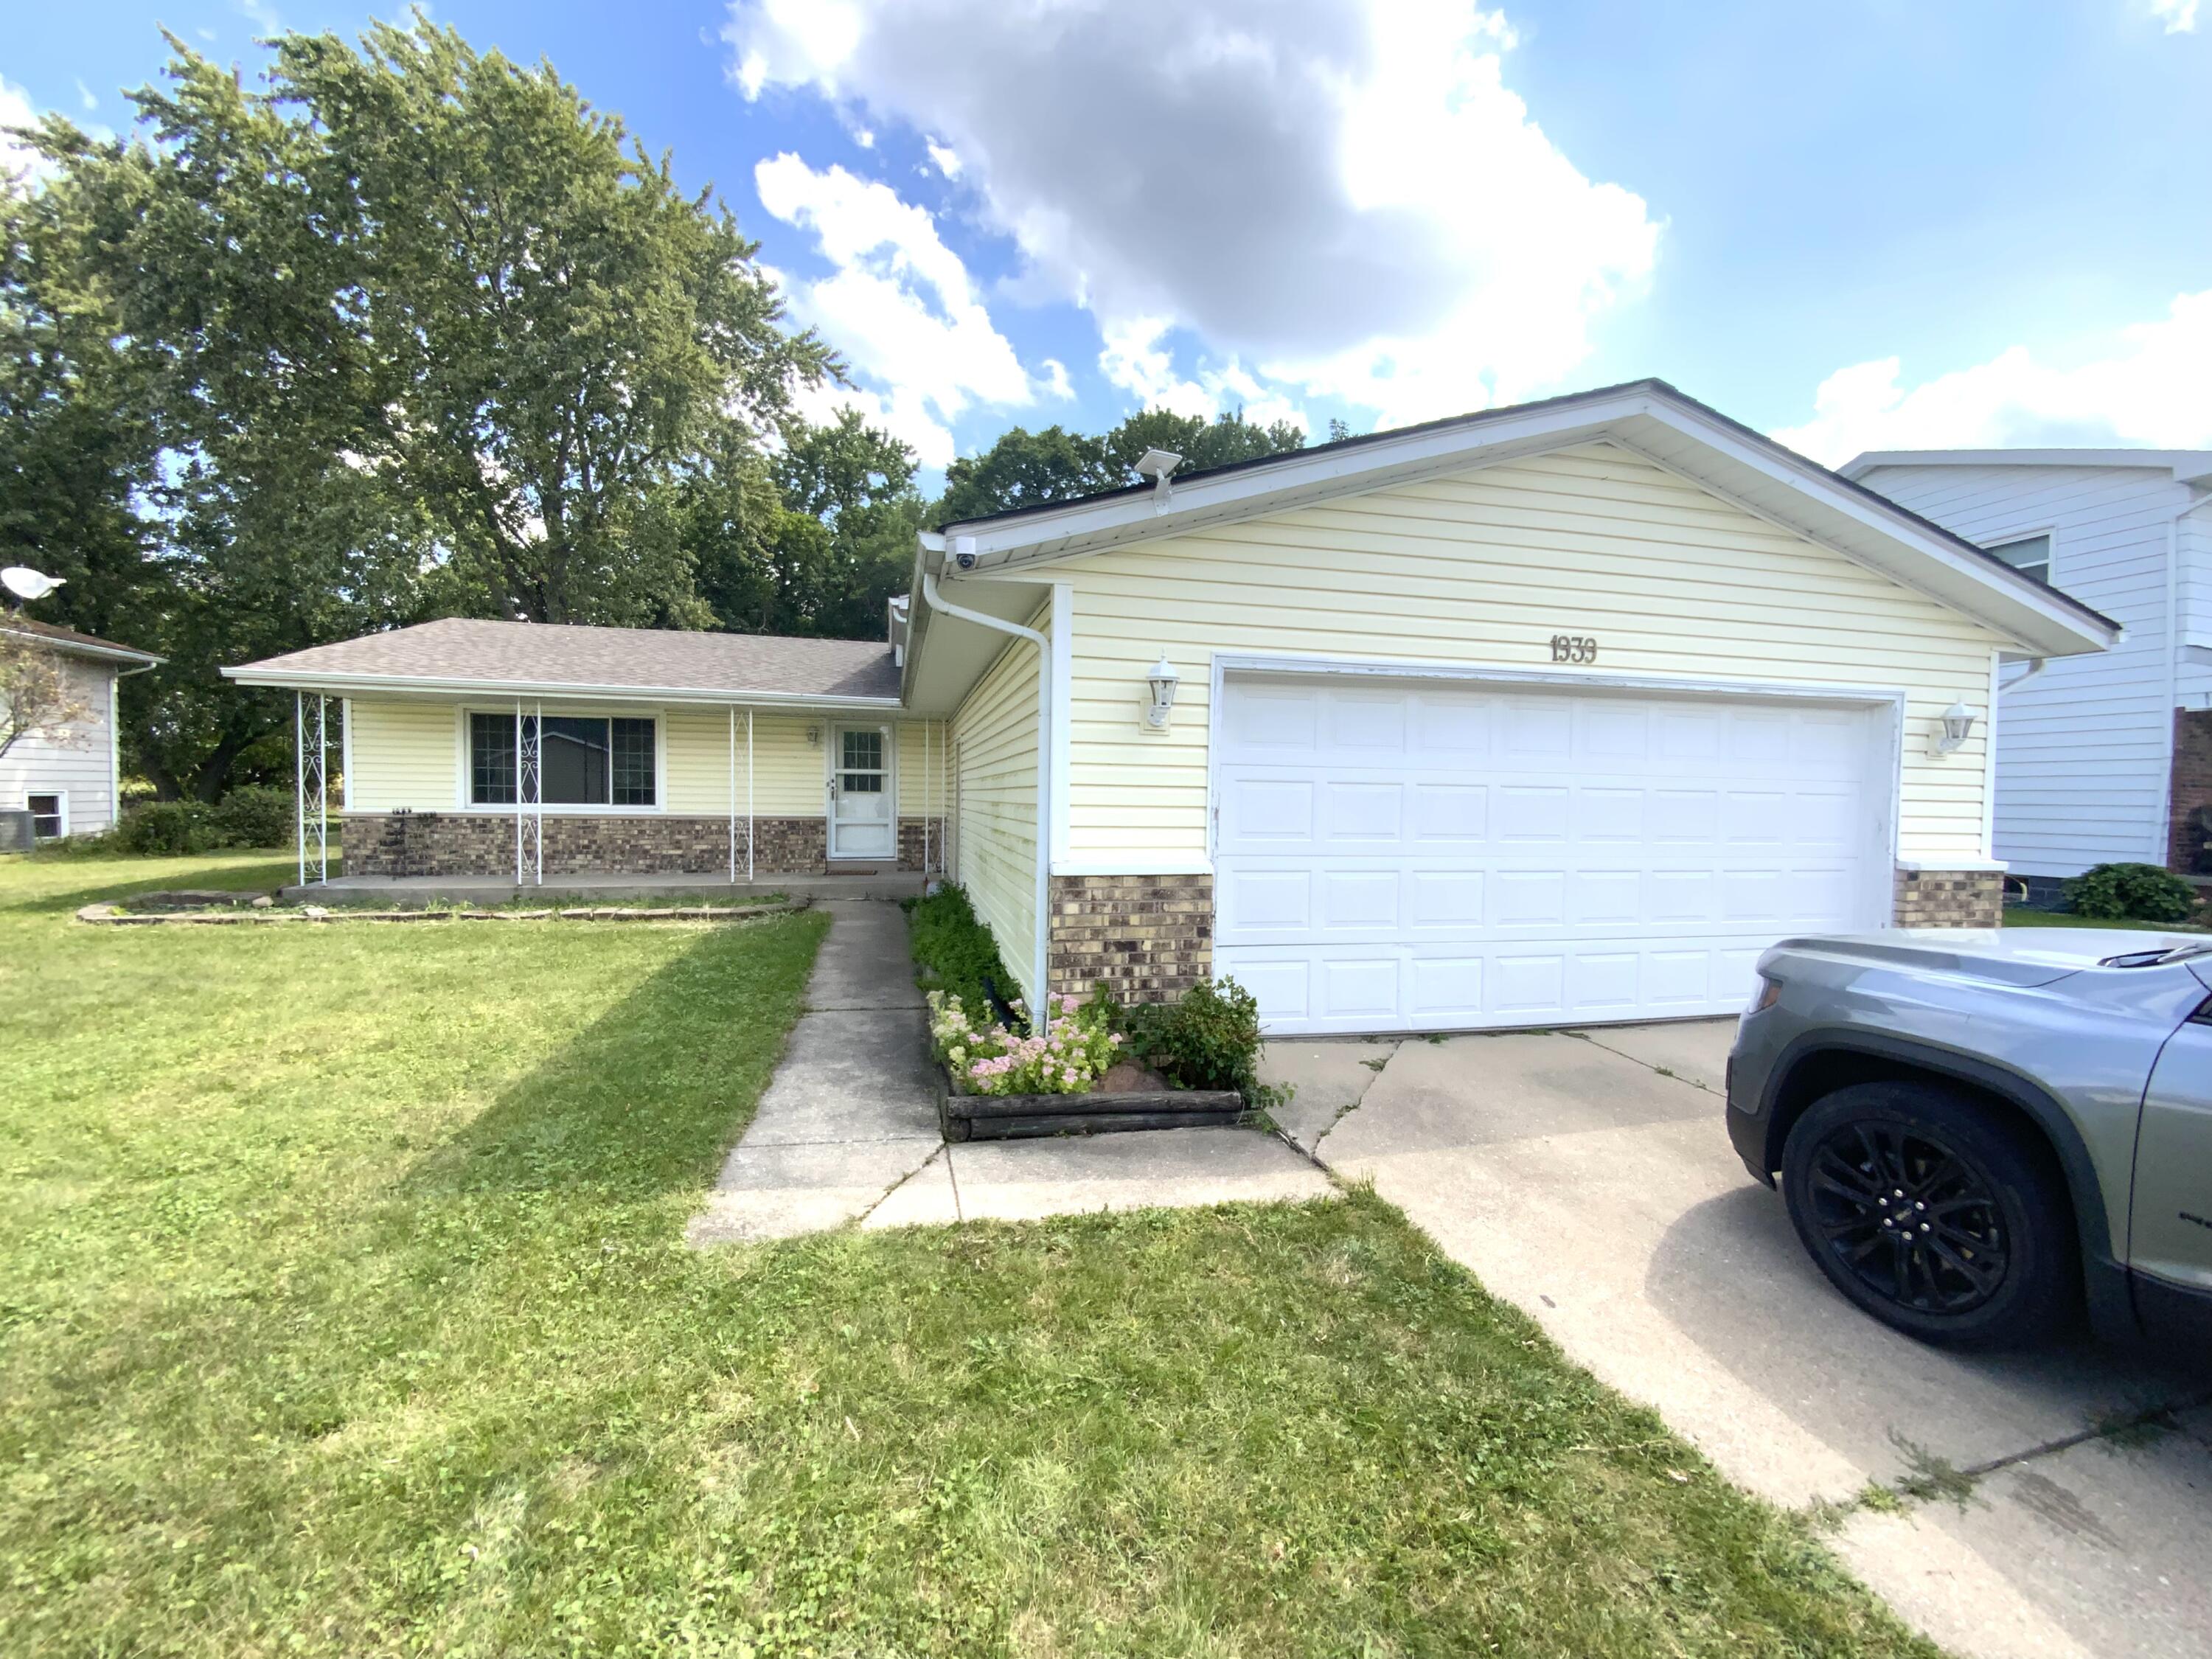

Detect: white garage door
[1214, 672, 1890, 1034]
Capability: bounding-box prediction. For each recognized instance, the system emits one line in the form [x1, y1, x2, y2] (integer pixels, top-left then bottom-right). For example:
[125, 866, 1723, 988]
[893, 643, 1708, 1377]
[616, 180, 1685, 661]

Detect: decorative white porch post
[513, 700, 543, 885]
[747, 709, 755, 883]
[727, 706, 737, 883]
[295, 691, 328, 888]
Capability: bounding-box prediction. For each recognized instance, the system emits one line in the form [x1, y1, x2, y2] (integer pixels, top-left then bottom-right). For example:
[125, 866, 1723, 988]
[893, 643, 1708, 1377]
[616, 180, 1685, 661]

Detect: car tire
[1781, 1081, 2079, 1349]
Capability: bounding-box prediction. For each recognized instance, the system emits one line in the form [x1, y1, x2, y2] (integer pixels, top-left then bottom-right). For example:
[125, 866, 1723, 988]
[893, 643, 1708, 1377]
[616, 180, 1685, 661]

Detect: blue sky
[8, 1, 2211, 482]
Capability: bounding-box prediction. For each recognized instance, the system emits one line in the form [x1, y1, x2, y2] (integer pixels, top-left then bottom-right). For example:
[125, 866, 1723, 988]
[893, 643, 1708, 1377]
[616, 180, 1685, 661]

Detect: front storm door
[829, 726, 894, 860]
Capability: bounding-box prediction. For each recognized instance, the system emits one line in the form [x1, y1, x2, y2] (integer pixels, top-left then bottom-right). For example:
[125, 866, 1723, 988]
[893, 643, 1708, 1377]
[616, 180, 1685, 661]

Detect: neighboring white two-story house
[0, 616, 161, 842]
[1843, 449, 2212, 894]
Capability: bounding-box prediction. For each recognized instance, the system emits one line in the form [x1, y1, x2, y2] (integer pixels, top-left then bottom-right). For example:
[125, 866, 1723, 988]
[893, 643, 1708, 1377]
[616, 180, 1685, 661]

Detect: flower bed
[927, 988, 1245, 1141]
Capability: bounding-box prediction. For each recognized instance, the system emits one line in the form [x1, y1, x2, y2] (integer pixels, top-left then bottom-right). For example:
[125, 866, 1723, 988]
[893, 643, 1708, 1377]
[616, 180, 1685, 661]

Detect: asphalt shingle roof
[230, 617, 900, 700]
[1, 615, 161, 664]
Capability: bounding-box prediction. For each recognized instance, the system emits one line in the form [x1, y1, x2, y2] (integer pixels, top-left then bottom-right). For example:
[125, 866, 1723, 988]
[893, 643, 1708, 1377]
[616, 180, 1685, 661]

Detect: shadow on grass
[403, 912, 827, 1203]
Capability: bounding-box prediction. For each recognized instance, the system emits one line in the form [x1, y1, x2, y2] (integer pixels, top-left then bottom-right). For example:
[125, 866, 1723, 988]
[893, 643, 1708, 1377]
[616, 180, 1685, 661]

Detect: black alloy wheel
[1781, 1081, 2078, 1348]
[1803, 1119, 2008, 1315]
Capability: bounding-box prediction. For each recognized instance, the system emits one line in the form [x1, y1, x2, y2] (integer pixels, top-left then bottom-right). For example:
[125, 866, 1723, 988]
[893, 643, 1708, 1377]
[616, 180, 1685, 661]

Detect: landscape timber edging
[75, 897, 811, 927]
[936, 1065, 1245, 1142]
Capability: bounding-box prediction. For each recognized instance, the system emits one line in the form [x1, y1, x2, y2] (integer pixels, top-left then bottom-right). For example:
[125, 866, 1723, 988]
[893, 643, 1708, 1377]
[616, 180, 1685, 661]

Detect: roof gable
[922, 379, 2115, 661]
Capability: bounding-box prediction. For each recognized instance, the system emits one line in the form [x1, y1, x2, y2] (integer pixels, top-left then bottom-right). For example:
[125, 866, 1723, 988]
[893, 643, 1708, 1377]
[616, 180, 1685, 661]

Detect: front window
[27, 793, 64, 839]
[1983, 533, 2052, 586]
[469, 713, 655, 807]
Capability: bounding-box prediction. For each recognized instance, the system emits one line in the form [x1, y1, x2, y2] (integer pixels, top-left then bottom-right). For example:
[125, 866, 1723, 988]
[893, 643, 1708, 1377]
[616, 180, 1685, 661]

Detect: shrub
[2065, 862, 2198, 924]
[926, 989, 1120, 1096]
[902, 883, 1021, 1026]
[1121, 976, 1273, 1100]
[113, 801, 218, 856]
[210, 785, 293, 849]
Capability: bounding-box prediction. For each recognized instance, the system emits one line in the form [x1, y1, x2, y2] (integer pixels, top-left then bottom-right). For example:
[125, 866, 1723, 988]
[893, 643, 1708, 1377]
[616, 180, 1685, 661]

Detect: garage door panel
[1325, 782, 1402, 844]
[1328, 692, 1408, 754]
[1498, 785, 1570, 841]
[1321, 870, 1399, 930]
[1408, 869, 1484, 928]
[1215, 675, 1887, 1032]
[1412, 783, 1486, 841]
[1570, 950, 1641, 1012]
[1414, 696, 1490, 753]
[1222, 776, 1315, 848]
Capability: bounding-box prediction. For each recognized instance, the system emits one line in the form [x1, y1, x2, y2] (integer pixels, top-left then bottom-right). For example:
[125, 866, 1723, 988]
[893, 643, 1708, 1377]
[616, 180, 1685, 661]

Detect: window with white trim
[1983, 533, 2052, 587]
[468, 714, 656, 807]
[27, 793, 65, 839]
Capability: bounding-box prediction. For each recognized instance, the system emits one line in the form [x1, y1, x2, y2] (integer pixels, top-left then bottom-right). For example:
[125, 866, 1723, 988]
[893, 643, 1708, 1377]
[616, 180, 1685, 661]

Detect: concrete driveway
[1265, 1021, 2212, 1659]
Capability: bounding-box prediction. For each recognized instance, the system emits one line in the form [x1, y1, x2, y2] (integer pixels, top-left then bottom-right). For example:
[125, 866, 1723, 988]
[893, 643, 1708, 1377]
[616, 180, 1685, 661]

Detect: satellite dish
[1, 567, 66, 602]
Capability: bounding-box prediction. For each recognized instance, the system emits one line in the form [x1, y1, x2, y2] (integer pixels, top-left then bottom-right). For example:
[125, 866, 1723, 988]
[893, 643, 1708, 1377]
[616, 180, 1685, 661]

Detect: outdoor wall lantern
[1934, 700, 1977, 756]
[805, 724, 821, 748]
[1143, 653, 1180, 731]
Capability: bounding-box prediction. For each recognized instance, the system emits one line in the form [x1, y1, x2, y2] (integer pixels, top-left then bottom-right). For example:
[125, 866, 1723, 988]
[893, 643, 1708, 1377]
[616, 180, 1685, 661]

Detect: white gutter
[920, 567, 1052, 1035]
[220, 665, 899, 712]
[1, 625, 162, 669]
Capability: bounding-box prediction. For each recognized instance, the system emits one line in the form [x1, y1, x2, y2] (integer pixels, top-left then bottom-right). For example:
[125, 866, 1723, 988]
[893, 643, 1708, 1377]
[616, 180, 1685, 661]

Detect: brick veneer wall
[1046, 873, 1214, 1003]
[897, 816, 947, 874]
[341, 812, 829, 877]
[2168, 709, 2212, 872]
[1893, 867, 2003, 928]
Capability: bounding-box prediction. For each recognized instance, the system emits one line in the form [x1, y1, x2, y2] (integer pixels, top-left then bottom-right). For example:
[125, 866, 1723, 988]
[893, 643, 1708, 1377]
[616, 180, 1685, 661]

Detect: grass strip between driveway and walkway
[0, 851, 1938, 1657]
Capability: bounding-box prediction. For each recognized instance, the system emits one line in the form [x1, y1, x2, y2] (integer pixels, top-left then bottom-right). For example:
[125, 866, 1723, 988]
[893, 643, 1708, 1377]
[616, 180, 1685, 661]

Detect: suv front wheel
[1780, 1081, 2077, 1348]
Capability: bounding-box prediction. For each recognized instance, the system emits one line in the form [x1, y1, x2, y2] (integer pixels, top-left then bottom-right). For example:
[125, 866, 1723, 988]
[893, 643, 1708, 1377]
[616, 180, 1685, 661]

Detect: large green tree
[6, 15, 871, 798]
[935, 407, 1306, 525]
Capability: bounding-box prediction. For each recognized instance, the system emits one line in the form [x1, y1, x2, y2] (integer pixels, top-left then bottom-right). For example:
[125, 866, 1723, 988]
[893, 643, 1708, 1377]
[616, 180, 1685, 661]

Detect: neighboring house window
[27, 793, 65, 838]
[468, 713, 655, 807]
[1984, 534, 2052, 586]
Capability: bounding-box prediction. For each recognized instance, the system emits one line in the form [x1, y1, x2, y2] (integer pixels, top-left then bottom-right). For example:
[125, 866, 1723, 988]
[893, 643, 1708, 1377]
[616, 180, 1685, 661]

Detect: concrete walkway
[688, 900, 943, 1244]
[1271, 1020, 2211, 1659]
[689, 902, 1329, 1242]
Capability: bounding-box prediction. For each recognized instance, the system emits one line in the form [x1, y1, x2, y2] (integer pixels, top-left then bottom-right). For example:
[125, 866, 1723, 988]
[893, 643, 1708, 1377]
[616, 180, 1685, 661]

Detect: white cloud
[0, 74, 51, 190]
[74, 78, 95, 113]
[726, 0, 1658, 430]
[1772, 291, 2212, 465]
[754, 153, 1037, 467]
[925, 140, 961, 179]
[2150, 0, 2198, 32]
[1037, 357, 1073, 400]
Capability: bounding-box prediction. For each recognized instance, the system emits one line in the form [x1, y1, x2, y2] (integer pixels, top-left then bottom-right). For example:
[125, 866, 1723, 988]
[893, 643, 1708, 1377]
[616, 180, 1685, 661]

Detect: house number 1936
[1549, 633, 1599, 664]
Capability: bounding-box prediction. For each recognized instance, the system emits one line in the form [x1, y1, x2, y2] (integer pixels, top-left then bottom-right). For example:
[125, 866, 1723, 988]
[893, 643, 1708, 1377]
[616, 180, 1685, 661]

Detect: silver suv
[1728, 928, 2212, 1349]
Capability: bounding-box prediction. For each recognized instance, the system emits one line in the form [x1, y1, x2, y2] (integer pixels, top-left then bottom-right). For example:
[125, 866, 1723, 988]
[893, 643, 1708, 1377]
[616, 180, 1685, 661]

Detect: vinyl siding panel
[344, 699, 934, 819]
[346, 699, 456, 812]
[0, 658, 119, 832]
[1060, 442, 2001, 866]
[1855, 462, 2185, 877]
[951, 609, 1044, 999]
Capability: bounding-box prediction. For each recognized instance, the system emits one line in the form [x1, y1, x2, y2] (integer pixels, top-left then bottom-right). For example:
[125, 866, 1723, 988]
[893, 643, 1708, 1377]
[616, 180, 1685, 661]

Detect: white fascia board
[218, 665, 902, 712]
[1843, 448, 2212, 481]
[0, 626, 162, 668]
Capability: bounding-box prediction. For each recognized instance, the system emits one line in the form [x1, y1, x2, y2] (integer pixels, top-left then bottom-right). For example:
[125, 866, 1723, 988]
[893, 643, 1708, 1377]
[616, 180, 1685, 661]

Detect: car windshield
[2095, 942, 2212, 968]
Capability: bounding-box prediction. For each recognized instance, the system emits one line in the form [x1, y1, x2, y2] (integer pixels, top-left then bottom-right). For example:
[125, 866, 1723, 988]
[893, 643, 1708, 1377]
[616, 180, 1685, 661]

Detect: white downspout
[921, 566, 1052, 1034]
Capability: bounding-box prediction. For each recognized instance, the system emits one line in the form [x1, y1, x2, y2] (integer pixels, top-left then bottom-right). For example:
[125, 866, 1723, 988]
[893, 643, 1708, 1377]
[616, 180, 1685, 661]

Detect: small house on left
[0, 616, 161, 844]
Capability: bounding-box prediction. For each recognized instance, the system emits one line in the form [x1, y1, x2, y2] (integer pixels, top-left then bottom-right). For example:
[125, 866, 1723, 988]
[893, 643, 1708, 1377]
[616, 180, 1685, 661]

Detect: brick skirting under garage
[1893, 867, 2003, 928]
[1046, 873, 1214, 1004]
[341, 812, 832, 877]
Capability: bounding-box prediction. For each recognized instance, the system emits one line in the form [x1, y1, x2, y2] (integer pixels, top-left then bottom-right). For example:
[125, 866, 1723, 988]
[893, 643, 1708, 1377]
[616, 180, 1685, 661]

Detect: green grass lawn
[2003, 907, 2208, 931]
[0, 851, 1934, 1658]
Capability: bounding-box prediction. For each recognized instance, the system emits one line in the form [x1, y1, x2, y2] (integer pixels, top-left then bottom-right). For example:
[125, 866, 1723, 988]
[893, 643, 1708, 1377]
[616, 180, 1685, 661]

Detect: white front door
[1214, 672, 1890, 1034]
[829, 725, 895, 860]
